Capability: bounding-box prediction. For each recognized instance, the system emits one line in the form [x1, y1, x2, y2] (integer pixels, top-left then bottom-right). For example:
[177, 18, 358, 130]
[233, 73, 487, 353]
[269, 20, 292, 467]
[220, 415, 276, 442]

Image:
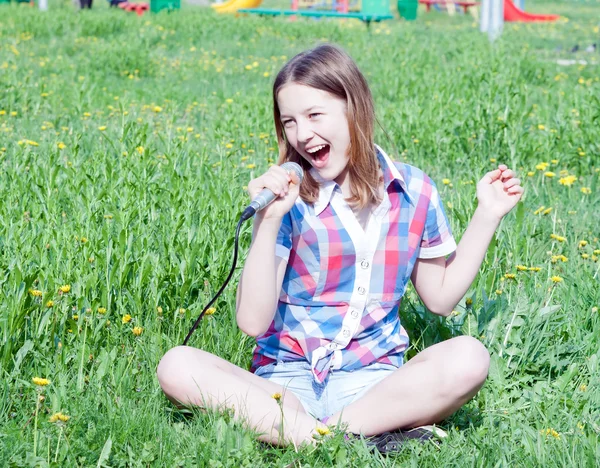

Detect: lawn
[0, 1, 599, 466]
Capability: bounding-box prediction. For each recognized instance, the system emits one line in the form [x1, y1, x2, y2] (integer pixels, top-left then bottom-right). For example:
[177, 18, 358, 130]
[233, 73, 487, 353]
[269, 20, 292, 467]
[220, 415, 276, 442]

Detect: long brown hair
[273, 44, 381, 209]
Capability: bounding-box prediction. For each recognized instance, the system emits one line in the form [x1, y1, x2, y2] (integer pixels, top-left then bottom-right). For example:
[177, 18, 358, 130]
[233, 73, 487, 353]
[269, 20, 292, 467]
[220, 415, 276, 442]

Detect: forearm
[236, 216, 282, 337]
[438, 207, 501, 313]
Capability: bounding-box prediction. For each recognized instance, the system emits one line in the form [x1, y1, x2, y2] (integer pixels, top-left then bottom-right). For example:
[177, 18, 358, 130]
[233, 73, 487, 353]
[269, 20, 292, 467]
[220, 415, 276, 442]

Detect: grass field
[0, 0, 599, 466]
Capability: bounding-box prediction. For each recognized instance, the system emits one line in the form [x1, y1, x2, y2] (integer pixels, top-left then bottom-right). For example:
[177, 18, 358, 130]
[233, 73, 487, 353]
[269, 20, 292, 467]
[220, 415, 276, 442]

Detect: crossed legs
[156, 336, 490, 445]
[156, 347, 322, 446]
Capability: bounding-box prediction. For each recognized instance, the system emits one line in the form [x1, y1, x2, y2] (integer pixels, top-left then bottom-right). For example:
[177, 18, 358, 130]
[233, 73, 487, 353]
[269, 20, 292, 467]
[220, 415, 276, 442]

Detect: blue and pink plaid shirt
[251, 146, 457, 383]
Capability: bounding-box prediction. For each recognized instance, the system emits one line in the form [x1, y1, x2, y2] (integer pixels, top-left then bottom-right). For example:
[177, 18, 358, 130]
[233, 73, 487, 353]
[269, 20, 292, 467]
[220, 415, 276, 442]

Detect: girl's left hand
[476, 164, 524, 220]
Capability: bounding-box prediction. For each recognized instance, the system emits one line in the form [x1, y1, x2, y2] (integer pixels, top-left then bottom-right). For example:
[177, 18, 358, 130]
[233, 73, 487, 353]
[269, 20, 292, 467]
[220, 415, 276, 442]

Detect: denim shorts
[254, 360, 399, 421]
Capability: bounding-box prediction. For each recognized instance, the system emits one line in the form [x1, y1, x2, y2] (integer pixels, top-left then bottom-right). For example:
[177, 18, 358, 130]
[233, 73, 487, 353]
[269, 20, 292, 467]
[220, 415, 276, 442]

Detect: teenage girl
[157, 44, 524, 448]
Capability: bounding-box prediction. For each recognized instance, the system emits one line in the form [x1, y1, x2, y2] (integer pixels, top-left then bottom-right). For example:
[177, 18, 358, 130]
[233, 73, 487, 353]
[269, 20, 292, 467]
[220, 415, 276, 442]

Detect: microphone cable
[182, 217, 244, 346]
[182, 161, 303, 346]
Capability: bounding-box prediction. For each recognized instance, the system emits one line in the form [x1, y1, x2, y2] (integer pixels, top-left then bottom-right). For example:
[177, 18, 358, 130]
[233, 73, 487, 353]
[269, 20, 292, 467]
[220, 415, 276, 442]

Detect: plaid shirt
[251, 146, 457, 383]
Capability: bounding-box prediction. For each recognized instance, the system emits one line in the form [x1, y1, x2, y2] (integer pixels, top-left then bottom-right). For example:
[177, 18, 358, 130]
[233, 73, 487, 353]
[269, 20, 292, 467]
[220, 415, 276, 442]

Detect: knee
[448, 336, 490, 394]
[156, 346, 194, 394]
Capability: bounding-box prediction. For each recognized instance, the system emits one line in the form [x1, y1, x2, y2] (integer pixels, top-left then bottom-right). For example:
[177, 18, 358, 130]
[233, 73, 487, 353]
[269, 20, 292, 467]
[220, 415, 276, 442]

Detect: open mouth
[306, 144, 330, 168]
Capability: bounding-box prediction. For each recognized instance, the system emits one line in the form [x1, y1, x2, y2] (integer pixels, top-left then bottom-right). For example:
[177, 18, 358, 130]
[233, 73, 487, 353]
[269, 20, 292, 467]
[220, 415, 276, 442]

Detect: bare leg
[157, 346, 324, 446]
[327, 336, 490, 435]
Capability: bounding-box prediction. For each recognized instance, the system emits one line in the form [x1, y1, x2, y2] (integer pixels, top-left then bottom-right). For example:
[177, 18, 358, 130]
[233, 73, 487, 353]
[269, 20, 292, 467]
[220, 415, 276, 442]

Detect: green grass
[0, 1, 599, 466]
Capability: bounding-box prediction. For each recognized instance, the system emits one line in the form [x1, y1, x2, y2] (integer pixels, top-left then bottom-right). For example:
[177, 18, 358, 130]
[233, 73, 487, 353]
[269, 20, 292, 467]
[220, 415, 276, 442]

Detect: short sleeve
[418, 181, 457, 259]
[275, 212, 292, 261]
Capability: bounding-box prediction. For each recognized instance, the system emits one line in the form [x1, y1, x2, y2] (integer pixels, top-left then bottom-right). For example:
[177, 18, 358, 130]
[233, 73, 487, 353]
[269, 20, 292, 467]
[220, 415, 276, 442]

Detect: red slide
[503, 0, 559, 22]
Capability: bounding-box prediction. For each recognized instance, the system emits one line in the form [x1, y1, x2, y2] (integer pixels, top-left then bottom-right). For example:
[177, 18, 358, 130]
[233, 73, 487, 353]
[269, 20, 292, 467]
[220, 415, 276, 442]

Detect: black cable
[182, 216, 246, 346]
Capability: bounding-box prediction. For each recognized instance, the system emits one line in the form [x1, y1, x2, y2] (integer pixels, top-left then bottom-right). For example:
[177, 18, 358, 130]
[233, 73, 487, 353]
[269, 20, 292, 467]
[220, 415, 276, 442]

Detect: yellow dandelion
[205, 307, 216, 316]
[136, 146, 144, 154]
[542, 207, 553, 215]
[225, 99, 233, 104]
[579, 240, 588, 248]
[442, 178, 451, 185]
[534, 206, 545, 215]
[29, 289, 43, 297]
[544, 172, 555, 178]
[541, 428, 560, 439]
[516, 265, 528, 271]
[49, 412, 70, 423]
[271, 392, 282, 402]
[122, 314, 132, 324]
[46, 300, 54, 308]
[153, 106, 163, 113]
[537, 124, 545, 130]
[97, 307, 106, 314]
[559, 175, 577, 186]
[246, 163, 256, 169]
[57, 142, 66, 150]
[157, 306, 163, 315]
[316, 427, 331, 436]
[528, 266, 541, 272]
[72, 314, 78, 321]
[580, 187, 591, 195]
[465, 297, 473, 306]
[581, 253, 589, 259]
[527, 171, 535, 177]
[32, 377, 50, 386]
[59, 285, 71, 293]
[132, 326, 143, 336]
[179, 308, 186, 315]
[550, 276, 563, 283]
[98, 126, 107, 131]
[504, 273, 516, 280]
[535, 162, 549, 171]
[495, 289, 503, 295]
[550, 234, 566, 242]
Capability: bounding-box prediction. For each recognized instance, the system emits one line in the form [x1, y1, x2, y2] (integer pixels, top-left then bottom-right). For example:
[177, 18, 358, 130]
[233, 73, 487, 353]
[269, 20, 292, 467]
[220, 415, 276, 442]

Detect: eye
[309, 113, 322, 119]
[282, 120, 295, 128]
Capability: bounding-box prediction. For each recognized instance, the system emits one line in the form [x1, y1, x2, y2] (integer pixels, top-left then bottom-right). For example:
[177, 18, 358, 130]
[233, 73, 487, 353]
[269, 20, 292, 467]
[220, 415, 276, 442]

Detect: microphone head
[280, 161, 304, 184]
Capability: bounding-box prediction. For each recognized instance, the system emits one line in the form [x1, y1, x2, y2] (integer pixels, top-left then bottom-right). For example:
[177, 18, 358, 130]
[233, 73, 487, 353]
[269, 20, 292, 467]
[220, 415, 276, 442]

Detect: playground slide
[212, 0, 262, 13]
[503, 0, 559, 22]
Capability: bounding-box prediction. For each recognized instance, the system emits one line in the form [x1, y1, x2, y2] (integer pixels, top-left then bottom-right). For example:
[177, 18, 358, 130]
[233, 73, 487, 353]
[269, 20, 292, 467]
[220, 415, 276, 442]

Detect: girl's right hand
[247, 164, 301, 220]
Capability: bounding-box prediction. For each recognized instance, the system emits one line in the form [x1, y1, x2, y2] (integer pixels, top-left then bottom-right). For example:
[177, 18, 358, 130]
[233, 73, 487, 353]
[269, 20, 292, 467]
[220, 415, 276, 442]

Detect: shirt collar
[375, 144, 414, 205]
[311, 145, 414, 216]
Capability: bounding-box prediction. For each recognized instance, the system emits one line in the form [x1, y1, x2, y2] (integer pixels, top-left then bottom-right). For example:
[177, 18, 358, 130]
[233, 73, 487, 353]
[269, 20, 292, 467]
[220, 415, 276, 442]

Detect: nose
[295, 119, 314, 144]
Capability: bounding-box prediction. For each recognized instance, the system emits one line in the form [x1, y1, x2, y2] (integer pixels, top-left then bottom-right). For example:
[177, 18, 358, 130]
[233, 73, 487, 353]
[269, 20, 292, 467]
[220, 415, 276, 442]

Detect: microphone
[239, 162, 304, 222]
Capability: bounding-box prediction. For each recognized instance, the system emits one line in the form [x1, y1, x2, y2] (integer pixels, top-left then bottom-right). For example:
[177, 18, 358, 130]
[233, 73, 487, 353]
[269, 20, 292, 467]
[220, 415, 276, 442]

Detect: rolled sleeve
[418, 181, 457, 259]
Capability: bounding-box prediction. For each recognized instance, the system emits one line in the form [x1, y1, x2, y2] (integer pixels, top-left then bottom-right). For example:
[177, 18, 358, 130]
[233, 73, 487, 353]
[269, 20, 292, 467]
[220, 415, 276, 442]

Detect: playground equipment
[503, 0, 559, 22]
[212, 0, 261, 14]
[228, 0, 395, 23]
[419, 0, 478, 15]
[112, 0, 179, 12]
[116, 1, 150, 14]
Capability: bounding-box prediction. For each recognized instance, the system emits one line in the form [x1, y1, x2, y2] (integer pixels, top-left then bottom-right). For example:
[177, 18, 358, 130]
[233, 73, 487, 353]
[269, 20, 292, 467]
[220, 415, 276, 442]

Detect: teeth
[306, 144, 326, 154]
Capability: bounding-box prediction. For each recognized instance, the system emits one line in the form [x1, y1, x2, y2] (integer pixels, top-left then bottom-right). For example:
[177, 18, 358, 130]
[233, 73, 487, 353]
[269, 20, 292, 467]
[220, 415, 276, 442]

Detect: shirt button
[343, 328, 350, 337]
[351, 310, 359, 318]
[360, 260, 370, 269]
[357, 286, 366, 295]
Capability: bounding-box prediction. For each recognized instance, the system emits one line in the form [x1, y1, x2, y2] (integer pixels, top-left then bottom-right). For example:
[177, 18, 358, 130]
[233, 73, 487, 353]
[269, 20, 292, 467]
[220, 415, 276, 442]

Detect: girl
[157, 44, 523, 450]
